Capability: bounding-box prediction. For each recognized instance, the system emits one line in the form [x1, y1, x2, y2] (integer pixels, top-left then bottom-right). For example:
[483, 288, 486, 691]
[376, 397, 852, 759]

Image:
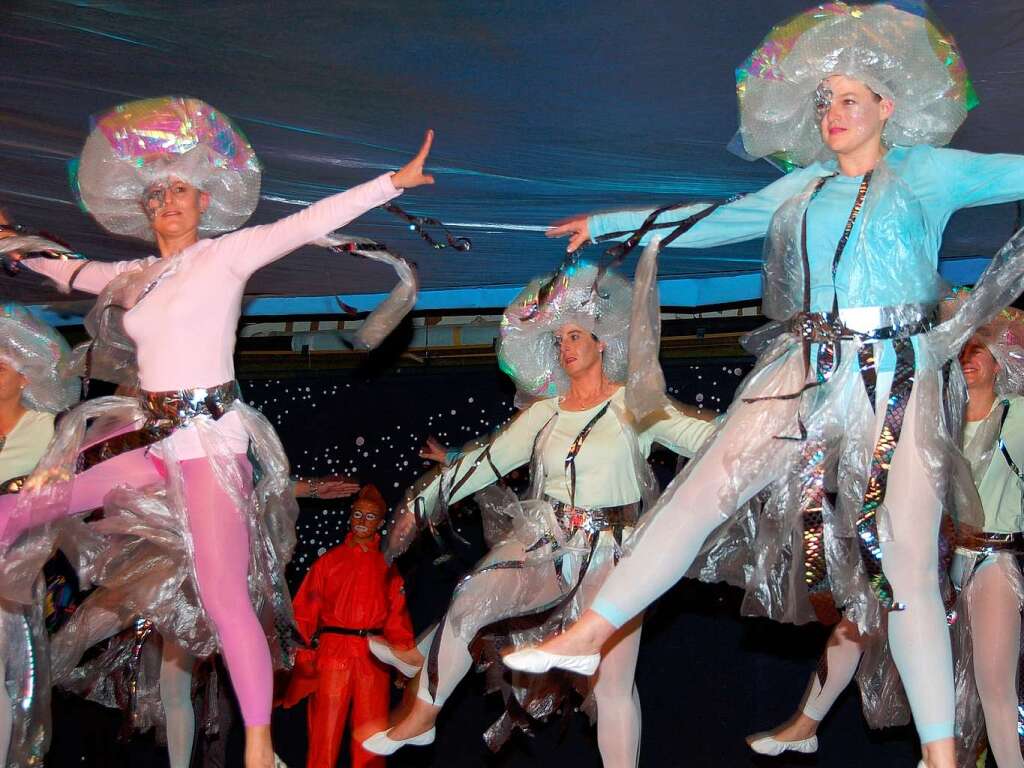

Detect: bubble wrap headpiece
[0, 303, 78, 413]
[72, 96, 262, 241]
[499, 260, 631, 406]
[736, 1, 977, 170]
[942, 289, 1024, 396]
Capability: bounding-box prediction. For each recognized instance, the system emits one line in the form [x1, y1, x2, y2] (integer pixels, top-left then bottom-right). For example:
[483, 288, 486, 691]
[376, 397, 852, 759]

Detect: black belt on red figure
[312, 625, 384, 647]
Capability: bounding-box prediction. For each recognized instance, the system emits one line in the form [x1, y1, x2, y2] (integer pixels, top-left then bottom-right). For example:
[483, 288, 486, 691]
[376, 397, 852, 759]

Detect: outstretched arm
[0, 210, 153, 294]
[221, 130, 436, 279]
[385, 401, 552, 560]
[547, 164, 819, 252]
[642, 400, 718, 458]
[932, 147, 1024, 211]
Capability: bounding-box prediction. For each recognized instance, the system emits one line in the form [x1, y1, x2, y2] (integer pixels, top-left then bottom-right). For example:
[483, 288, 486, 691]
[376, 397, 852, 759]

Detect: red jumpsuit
[283, 533, 414, 767]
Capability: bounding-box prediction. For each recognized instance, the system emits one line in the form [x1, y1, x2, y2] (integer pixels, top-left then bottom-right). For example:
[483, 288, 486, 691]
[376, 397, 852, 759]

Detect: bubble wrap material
[72, 96, 261, 241]
[736, 2, 976, 169]
[498, 260, 631, 407]
[0, 302, 78, 413]
[1, 577, 50, 768]
[16, 395, 299, 670]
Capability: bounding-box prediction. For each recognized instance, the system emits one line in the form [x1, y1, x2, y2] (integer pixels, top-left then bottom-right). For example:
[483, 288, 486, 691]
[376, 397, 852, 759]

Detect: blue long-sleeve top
[590, 145, 1024, 313]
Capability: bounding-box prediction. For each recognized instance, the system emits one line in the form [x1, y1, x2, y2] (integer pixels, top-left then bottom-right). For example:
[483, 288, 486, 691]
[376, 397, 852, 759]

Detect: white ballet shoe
[273, 753, 289, 768]
[368, 636, 422, 677]
[361, 727, 436, 755]
[747, 733, 818, 756]
[502, 647, 601, 676]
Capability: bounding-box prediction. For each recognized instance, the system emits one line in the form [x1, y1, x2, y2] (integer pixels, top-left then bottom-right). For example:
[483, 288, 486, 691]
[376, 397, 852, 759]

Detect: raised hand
[418, 435, 451, 465]
[384, 502, 420, 563]
[391, 130, 436, 190]
[546, 214, 591, 253]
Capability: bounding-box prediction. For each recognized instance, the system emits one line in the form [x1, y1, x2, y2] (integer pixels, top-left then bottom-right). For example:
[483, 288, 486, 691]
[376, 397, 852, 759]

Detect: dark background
[46, 356, 933, 767]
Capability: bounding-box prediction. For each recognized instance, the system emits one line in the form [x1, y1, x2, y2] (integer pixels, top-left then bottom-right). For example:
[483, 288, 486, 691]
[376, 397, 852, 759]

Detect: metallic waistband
[788, 304, 935, 343]
[548, 498, 639, 537]
[139, 380, 241, 430]
[956, 529, 1024, 555]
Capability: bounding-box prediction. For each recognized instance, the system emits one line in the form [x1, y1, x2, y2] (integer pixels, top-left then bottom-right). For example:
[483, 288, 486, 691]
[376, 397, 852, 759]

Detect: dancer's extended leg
[1, 445, 163, 546]
[968, 562, 1024, 768]
[383, 539, 565, 742]
[160, 639, 196, 768]
[589, 356, 806, 628]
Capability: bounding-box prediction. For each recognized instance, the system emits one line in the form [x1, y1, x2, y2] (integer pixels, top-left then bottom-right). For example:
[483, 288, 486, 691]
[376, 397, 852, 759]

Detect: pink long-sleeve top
[25, 174, 401, 393]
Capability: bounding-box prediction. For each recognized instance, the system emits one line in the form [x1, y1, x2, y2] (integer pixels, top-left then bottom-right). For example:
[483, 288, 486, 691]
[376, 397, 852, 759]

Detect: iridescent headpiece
[498, 260, 632, 406]
[736, 2, 977, 169]
[72, 96, 262, 241]
[0, 303, 78, 412]
[942, 289, 1024, 396]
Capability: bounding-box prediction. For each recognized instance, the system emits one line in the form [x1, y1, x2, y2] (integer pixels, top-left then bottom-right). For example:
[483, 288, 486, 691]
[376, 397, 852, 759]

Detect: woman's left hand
[391, 130, 436, 190]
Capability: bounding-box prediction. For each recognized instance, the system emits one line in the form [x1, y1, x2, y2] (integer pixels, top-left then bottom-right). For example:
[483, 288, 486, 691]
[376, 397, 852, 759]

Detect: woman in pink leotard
[0, 96, 435, 768]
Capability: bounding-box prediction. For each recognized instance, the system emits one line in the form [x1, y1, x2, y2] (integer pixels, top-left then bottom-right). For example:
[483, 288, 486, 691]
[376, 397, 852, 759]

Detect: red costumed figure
[283, 484, 415, 768]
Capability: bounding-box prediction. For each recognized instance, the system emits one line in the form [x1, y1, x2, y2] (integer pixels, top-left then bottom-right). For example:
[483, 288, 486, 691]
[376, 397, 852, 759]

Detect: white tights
[160, 640, 196, 768]
[0, 651, 10, 767]
[418, 539, 644, 767]
[969, 562, 1024, 768]
[801, 619, 864, 721]
[593, 370, 955, 743]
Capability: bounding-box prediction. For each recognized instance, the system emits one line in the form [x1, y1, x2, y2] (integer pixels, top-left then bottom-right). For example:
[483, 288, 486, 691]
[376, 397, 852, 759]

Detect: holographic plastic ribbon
[856, 337, 915, 610]
[0, 229, 85, 276]
[382, 202, 472, 251]
[798, 438, 838, 623]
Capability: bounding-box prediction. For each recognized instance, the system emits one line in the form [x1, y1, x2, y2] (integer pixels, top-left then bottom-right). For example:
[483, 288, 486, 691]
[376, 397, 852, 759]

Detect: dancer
[748, 294, 1024, 768]
[281, 484, 415, 768]
[0, 299, 80, 767]
[363, 245, 717, 767]
[48, 473, 359, 768]
[506, 5, 1024, 767]
[0, 96, 435, 768]
[950, 303, 1024, 767]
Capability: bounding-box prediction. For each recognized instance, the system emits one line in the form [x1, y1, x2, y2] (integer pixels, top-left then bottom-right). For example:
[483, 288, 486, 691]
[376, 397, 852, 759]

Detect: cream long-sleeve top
[413, 387, 716, 511]
[963, 394, 1024, 534]
[0, 410, 54, 485]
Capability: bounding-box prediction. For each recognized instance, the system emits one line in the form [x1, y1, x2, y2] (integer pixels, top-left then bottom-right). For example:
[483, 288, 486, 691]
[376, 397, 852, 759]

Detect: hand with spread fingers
[391, 130, 436, 190]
